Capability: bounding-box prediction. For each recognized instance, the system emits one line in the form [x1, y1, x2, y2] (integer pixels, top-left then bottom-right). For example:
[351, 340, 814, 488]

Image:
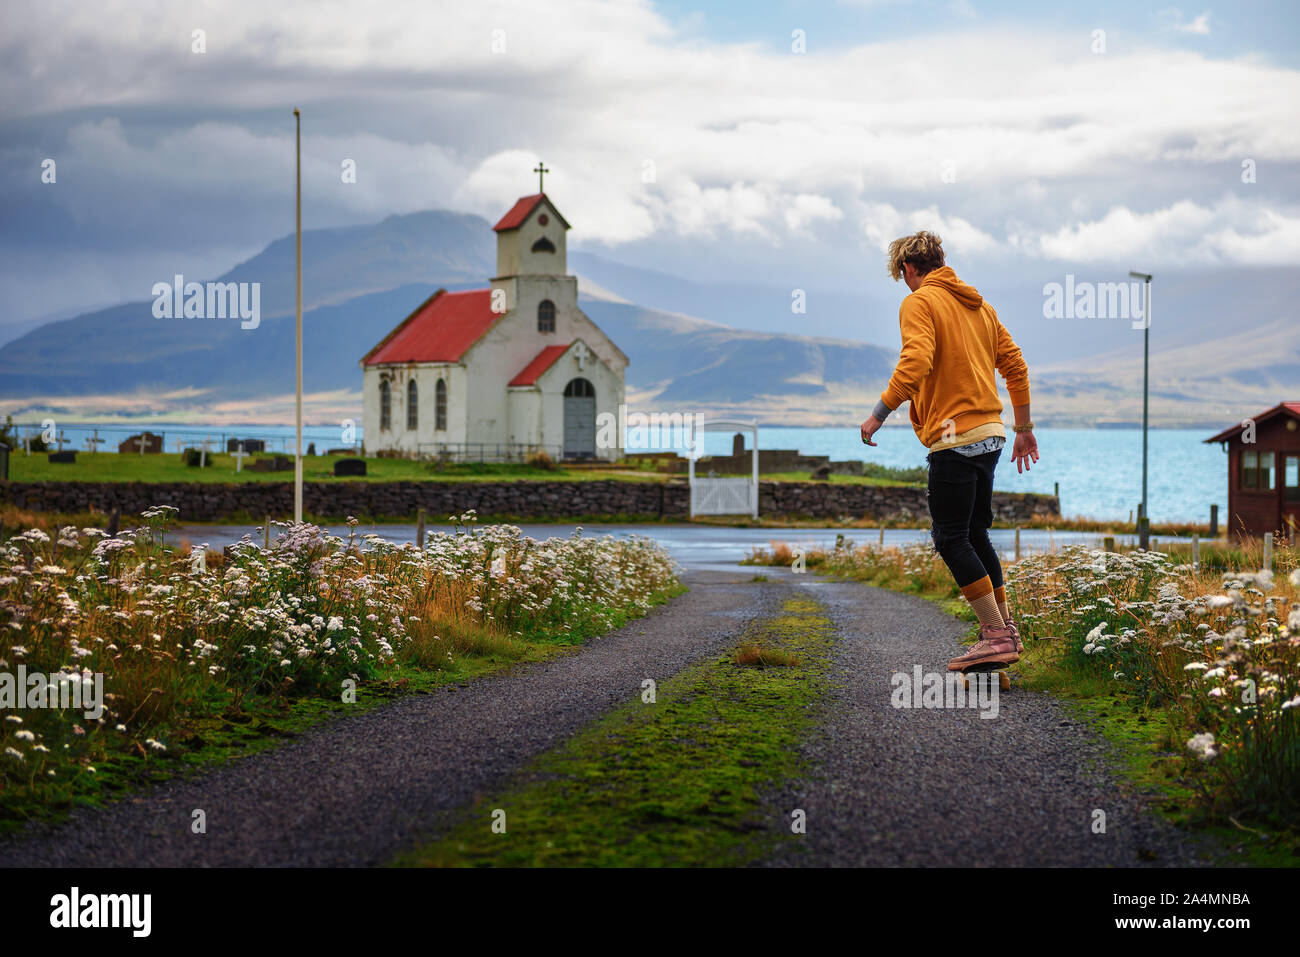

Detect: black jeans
[925, 447, 1003, 590]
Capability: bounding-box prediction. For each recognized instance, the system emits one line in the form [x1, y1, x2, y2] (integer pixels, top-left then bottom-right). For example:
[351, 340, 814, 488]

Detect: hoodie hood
[919, 265, 983, 309]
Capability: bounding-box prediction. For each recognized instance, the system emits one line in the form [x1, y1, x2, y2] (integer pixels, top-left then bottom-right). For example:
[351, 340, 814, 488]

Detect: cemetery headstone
[183, 448, 214, 467]
[334, 458, 367, 477]
[48, 450, 77, 464]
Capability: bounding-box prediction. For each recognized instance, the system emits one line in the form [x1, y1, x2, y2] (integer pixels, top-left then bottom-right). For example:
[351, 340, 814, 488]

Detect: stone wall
[1, 480, 1061, 525]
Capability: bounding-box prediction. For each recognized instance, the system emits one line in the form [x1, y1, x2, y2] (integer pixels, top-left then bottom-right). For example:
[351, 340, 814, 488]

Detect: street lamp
[1130, 270, 1152, 549]
[293, 108, 303, 524]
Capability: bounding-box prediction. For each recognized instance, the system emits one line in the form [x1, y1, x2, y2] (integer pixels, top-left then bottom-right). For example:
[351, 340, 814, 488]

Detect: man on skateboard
[859, 230, 1039, 673]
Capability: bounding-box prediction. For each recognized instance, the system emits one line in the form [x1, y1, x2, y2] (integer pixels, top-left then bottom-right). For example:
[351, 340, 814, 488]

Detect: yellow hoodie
[880, 266, 1030, 451]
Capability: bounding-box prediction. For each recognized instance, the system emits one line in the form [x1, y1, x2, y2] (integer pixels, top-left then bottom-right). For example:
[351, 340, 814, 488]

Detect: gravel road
[0, 570, 776, 867]
[762, 575, 1216, 867]
[0, 568, 1214, 867]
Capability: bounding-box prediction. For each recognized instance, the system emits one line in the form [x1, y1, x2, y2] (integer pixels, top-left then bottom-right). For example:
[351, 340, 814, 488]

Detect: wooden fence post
[416, 508, 426, 549]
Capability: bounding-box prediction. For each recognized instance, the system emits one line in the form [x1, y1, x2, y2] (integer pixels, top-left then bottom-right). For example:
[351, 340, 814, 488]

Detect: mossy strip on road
[396, 595, 836, 867]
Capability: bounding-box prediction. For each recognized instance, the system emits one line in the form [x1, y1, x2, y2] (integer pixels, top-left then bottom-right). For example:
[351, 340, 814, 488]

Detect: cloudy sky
[2, 0, 1298, 337]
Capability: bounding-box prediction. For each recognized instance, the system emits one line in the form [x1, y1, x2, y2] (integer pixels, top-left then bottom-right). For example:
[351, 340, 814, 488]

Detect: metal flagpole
[1130, 270, 1152, 549]
[294, 108, 303, 524]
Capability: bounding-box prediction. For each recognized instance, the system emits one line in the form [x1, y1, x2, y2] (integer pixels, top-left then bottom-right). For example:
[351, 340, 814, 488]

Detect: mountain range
[0, 209, 1295, 429]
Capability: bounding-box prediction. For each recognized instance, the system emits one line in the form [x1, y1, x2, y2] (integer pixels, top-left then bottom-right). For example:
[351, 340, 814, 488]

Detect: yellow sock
[993, 585, 1010, 622]
[960, 576, 1005, 629]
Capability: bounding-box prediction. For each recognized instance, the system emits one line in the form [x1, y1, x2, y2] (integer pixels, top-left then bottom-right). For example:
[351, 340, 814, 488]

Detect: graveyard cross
[84, 430, 104, 454]
[231, 443, 248, 473]
[55, 430, 67, 451]
[198, 436, 215, 468]
[534, 161, 549, 192]
[573, 342, 590, 370]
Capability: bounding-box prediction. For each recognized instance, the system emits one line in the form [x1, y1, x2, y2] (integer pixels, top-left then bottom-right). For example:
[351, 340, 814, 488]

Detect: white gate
[688, 419, 758, 518]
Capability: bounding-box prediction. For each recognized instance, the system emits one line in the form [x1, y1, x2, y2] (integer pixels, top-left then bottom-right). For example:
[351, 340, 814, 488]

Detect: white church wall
[534, 347, 624, 461]
[506, 389, 543, 451]
[486, 275, 627, 381]
[362, 363, 467, 456]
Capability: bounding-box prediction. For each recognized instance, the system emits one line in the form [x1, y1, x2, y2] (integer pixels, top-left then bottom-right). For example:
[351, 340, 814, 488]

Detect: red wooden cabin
[1205, 402, 1300, 539]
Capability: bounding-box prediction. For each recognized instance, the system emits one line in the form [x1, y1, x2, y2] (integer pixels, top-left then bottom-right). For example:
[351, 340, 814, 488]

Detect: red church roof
[493, 193, 570, 232]
[361, 289, 500, 366]
[509, 344, 572, 386]
[1204, 401, 1300, 443]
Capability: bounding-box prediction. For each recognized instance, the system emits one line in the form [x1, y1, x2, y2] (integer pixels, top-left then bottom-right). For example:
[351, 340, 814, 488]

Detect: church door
[563, 378, 596, 459]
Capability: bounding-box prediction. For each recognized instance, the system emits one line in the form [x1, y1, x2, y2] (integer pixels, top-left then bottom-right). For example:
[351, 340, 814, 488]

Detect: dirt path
[0, 569, 1214, 867]
[762, 575, 1215, 867]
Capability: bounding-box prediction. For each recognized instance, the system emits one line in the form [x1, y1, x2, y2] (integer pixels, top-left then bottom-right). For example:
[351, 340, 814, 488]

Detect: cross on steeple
[534, 161, 549, 193]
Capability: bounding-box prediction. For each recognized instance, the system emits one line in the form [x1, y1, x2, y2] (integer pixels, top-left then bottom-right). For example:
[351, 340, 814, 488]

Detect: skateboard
[957, 661, 1011, 692]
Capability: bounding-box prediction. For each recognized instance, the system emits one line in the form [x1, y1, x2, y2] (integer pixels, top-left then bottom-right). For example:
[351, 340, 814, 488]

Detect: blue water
[10, 421, 1224, 523]
[679, 427, 1225, 525]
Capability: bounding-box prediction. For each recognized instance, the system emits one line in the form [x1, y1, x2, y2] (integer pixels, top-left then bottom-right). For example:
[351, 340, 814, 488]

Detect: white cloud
[861, 202, 999, 255]
[1037, 196, 1300, 265]
[1, 0, 1297, 284]
[1160, 8, 1212, 35]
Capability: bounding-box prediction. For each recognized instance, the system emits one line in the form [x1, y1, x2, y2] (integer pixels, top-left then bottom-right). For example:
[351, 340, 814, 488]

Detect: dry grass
[734, 643, 802, 668]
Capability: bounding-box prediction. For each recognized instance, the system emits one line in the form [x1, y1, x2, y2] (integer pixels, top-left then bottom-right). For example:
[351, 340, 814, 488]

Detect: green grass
[9, 452, 669, 485]
[1012, 639, 1299, 866]
[0, 575, 686, 836]
[743, 471, 917, 487]
[395, 595, 836, 867]
[0, 651, 534, 837]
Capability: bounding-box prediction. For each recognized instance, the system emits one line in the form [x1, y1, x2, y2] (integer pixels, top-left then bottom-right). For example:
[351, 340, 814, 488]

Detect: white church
[360, 188, 628, 461]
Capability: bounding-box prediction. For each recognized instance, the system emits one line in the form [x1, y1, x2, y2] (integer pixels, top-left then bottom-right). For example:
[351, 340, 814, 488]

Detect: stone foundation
[2, 480, 1061, 525]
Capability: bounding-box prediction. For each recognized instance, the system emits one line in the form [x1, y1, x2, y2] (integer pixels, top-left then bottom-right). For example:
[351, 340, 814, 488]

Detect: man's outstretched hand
[860, 415, 883, 447]
[1012, 430, 1040, 473]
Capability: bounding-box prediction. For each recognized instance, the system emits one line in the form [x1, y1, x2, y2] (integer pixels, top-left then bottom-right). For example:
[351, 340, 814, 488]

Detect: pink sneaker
[1005, 618, 1024, 653]
[947, 624, 1020, 672]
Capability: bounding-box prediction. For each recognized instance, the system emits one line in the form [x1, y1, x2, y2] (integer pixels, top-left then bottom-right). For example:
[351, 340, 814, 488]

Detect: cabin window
[538, 299, 556, 333]
[435, 379, 447, 432]
[407, 380, 418, 430]
[379, 379, 392, 431]
[1285, 456, 1299, 503]
[1241, 450, 1257, 488]
[1259, 451, 1275, 490]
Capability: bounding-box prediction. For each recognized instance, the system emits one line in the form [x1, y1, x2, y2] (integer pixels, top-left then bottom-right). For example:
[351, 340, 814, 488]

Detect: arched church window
[538, 299, 556, 333]
[407, 379, 418, 430]
[531, 236, 556, 254]
[435, 379, 447, 431]
[379, 379, 391, 431]
[564, 377, 594, 398]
